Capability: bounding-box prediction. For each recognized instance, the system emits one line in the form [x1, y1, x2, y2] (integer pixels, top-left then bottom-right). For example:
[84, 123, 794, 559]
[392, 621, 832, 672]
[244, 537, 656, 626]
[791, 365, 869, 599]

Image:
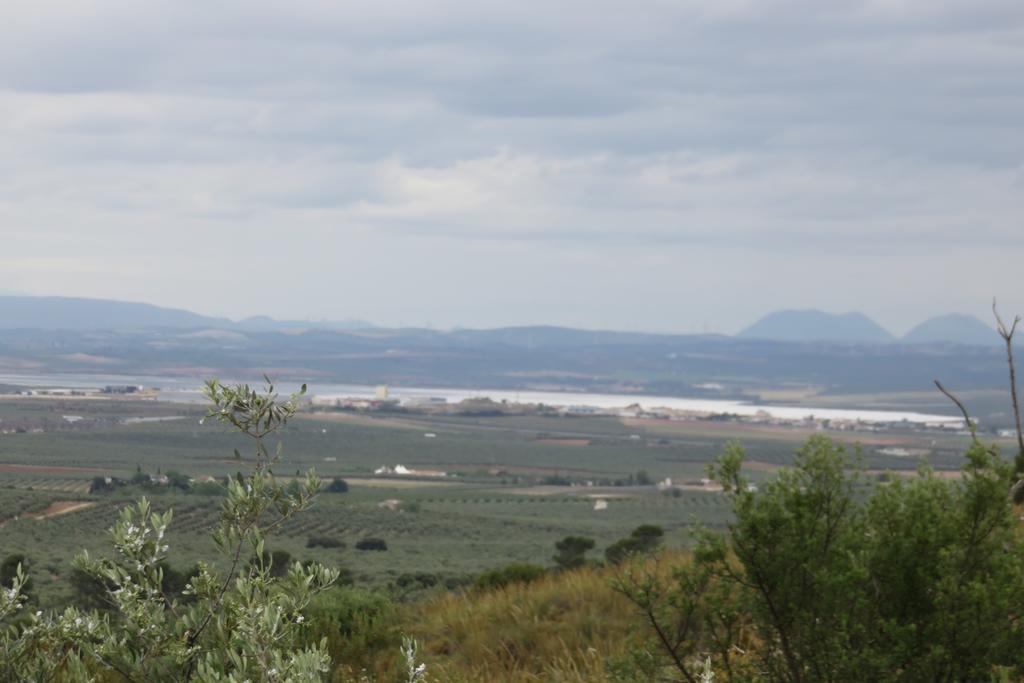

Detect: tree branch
[993, 300, 1024, 471]
[933, 380, 977, 440]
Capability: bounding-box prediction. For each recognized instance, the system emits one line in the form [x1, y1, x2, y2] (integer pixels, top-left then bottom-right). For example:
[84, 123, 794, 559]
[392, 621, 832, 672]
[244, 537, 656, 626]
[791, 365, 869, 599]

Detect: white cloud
[0, 0, 1021, 332]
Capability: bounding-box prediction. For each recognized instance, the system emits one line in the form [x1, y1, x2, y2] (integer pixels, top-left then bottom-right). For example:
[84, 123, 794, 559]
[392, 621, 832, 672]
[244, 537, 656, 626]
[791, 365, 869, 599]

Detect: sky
[1, 0, 1022, 335]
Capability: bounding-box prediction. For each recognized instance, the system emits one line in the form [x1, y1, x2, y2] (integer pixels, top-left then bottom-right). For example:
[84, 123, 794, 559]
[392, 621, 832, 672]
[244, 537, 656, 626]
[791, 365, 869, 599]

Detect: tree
[325, 478, 349, 493]
[614, 435, 1024, 682]
[164, 470, 191, 491]
[553, 535, 595, 570]
[0, 378, 339, 682]
[605, 524, 664, 565]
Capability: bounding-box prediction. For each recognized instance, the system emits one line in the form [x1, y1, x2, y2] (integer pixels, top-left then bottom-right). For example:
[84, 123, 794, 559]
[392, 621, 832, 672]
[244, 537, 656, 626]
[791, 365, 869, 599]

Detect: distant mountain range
[0, 296, 1006, 348]
[739, 309, 999, 347]
[0, 296, 1021, 427]
[0, 297, 371, 332]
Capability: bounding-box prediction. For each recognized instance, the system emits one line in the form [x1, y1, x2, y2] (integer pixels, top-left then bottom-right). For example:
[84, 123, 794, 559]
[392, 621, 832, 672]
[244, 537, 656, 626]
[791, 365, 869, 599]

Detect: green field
[0, 397, 983, 608]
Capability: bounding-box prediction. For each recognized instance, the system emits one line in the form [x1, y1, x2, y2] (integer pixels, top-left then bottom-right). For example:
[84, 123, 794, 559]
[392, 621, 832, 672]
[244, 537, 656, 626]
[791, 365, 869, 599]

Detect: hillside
[0, 297, 372, 333]
[0, 296, 227, 331]
[738, 309, 895, 343]
[902, 313, 998, 346]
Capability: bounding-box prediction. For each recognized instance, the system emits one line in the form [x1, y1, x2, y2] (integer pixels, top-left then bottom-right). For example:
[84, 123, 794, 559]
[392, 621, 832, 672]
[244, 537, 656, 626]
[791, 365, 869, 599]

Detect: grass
[323, 557, 680, 683]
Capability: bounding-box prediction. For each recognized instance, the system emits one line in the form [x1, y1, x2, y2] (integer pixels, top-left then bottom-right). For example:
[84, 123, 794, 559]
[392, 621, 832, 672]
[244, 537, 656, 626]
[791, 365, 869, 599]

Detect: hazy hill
[234, 315, 374, 332]
[0, 296, 227, 330]
[738, 309, 895, 343]
[0, 297, 373, 332]
[902, 313, 997, 346]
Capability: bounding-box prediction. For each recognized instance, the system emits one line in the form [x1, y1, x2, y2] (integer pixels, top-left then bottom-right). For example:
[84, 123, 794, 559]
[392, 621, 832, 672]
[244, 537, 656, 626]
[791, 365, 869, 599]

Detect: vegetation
[552, 535, 595, 570]
[0, 379, 339, 681]
[3, 320, 1024, 681]
[473, 563, 547, 591]
[614, 435, 1024, 681]
[605, 524, 664, 564]
[355, 538, 388, 552]
[325, 478, 349, 494]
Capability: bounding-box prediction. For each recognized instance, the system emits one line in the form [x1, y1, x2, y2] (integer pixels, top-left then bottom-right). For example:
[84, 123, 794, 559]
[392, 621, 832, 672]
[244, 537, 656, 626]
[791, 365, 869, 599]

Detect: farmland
[0, 394, 981, 608]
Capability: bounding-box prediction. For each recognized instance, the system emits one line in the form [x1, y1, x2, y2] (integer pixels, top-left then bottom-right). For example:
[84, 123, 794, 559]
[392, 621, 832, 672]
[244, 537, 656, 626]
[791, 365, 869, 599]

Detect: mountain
[902, 314, 998, 346]
[0, 297, 374, 332]
[0, 296, 227, 330]
[234, 316, 374, 332]
[738, 310, 895, 344]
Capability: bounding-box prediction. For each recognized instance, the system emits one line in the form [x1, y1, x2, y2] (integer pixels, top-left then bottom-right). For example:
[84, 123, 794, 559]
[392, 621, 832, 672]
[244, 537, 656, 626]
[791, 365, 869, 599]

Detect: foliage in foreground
[616, 434, 1024, 682]
[5, 371, 1024, 682]
[0, 379, 339, 682]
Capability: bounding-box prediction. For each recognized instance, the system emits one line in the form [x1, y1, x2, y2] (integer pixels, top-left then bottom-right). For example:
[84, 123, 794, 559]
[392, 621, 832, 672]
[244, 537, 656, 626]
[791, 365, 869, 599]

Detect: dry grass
[398, 558, 685, 683]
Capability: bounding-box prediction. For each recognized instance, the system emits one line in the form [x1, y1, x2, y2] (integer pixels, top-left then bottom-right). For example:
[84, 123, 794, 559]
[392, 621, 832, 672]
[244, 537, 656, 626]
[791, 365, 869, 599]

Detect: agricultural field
[0, 395, 984, 608]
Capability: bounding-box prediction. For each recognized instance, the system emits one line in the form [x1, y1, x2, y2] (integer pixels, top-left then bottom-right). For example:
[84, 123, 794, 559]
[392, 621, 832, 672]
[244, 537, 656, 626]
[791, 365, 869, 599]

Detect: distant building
[375, 385, 389, 400]
[102, 385, 143, 394]
[565, 405, 599, 415]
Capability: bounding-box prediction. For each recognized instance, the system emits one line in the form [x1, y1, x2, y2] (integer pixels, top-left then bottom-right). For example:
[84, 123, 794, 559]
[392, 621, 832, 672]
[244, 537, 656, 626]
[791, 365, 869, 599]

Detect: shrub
[355, 538, 388, 551]
[190, 481, 224, 496]
[605, 524, 664, 564]
[552, 535, 595, 570]
[395, 572, 439, 590]
[306, 536, 345, 549]
[474, 563, 546, 590]
[164, 470, 191, 491]
[301, 585, 398, 676]
[325, 478, 349, 493]
[615, 435, 1024, 681]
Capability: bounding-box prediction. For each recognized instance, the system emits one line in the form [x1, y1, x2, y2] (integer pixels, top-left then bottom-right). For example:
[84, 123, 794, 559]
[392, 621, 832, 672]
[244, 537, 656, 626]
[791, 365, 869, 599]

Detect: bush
[165, 470, 191, 491]
[306, 536, 345, 549]
[395, 572, 439, 590]
[300, 586, 398, 676]
[605, 524, 664, 564]
[355, 538, 388, 551]
[190, 481, 224, 496]
[325, 478, 349, 493]
[553, 535, 595, 570]
[615, 435, 1024, 681]
[474, 563, 546, 590]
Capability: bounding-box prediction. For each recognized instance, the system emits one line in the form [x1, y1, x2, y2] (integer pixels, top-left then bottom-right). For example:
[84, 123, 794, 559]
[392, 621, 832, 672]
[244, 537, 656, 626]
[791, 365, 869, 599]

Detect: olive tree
[0, 379, 339, 682]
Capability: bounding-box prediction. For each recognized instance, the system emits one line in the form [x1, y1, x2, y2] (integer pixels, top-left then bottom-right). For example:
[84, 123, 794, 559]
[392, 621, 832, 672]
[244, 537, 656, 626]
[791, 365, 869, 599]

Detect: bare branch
[934, 380, 977, 440]
[993, 299, 1024, 471]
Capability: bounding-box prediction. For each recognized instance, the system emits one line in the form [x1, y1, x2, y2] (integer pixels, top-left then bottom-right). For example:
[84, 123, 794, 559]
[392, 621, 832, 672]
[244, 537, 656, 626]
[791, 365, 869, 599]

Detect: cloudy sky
[1, 0, 1022, 334]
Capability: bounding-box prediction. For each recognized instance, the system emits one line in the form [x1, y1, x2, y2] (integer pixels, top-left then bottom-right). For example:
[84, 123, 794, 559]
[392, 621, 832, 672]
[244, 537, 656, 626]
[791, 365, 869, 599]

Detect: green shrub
[474, 563, 546, 590]
[553, 535, 595, 570]
[325, 478, 349, 493]
[605, 524, 663, 564]
[306, 536, 345, 549]
[355, 538, 388, 551]
[616, 435, 1024, 681]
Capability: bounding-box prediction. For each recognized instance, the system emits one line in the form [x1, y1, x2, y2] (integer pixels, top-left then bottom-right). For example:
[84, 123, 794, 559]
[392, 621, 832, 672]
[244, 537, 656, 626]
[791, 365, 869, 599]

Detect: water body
[0, 372, 961, 426]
